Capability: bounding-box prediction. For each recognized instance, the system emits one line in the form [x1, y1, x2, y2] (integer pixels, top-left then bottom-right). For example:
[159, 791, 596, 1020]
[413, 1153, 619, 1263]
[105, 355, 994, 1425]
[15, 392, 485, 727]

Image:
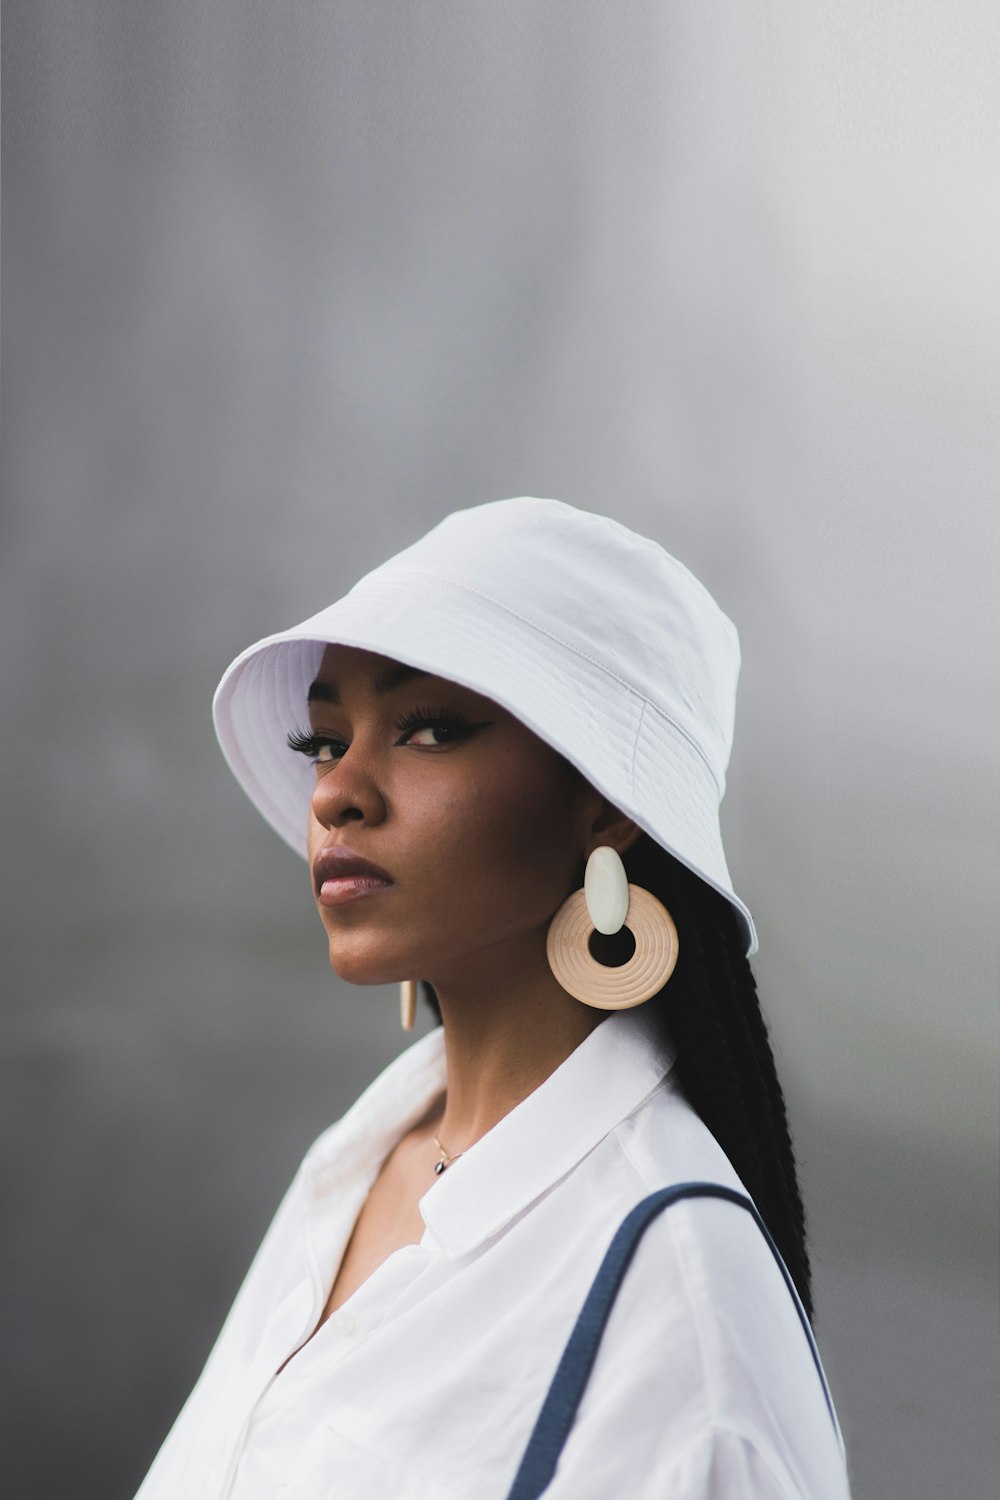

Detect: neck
[426, 931, 606, 1155]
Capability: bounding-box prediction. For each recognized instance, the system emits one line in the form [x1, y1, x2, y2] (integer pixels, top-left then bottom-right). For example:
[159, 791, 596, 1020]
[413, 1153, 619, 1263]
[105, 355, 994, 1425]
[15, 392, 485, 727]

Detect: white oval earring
[547, 846, 679, 1010]
[584, 845, 630, 933]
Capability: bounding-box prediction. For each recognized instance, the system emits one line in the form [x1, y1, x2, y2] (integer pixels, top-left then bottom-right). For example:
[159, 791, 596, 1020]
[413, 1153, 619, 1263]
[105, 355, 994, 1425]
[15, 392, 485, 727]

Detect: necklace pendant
[433, 1159, 447, 1176]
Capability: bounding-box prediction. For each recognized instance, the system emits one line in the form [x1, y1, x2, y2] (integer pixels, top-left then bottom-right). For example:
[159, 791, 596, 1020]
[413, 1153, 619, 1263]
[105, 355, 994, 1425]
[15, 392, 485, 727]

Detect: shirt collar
[300, 1007, 676, 1258]
[301, 1026, 448, 1199]
[420, 1007, 676, 1258]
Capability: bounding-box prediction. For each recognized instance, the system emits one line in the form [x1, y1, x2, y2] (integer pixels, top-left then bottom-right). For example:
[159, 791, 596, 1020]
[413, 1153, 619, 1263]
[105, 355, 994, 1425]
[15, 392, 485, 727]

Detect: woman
[136, 497, 850, 1499]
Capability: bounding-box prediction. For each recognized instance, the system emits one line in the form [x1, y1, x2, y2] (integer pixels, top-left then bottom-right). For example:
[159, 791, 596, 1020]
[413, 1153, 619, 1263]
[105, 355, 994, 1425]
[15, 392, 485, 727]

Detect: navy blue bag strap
[504, 1181, 838, 1500]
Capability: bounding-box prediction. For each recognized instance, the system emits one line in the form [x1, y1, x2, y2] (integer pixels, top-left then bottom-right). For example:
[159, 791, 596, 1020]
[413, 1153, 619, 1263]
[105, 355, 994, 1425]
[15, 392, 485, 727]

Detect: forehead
[316, 644, 406, 679]
[309, 644, 495, 711]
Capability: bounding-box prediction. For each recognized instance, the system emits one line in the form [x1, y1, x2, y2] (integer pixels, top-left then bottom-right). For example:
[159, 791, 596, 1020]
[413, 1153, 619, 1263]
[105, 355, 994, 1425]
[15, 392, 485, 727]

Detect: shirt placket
[214, 1174, 373, 1499]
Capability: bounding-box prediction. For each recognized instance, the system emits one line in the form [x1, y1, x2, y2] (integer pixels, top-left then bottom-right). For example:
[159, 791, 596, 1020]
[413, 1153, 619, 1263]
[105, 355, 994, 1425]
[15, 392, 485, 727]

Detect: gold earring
[546, 846, 679, 1009]
[400, 979, 418, 1031]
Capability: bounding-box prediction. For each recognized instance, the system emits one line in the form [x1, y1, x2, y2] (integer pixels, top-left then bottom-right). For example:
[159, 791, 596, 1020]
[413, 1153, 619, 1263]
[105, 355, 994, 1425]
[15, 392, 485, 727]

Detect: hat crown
[358, 497, 740, 792]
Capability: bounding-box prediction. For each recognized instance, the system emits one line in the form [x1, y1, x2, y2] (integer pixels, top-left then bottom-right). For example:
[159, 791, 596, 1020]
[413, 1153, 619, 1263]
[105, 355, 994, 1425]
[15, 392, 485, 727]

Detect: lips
[312, 845, 394, 907]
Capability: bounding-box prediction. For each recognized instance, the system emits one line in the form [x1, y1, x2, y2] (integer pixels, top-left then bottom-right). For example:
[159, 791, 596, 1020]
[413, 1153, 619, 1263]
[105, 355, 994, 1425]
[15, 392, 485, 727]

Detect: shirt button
[332, 1309, 356, 1337]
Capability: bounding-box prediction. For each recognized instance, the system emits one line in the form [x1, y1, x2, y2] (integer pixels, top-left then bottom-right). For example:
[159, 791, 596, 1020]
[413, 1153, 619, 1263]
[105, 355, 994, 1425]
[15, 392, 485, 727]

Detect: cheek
[415, 759, 580, 916]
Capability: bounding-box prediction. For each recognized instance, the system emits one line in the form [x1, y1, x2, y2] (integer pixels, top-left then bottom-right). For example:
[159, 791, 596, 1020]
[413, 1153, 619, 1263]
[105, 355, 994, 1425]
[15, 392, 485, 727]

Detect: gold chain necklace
[432, 1131, 464, 1177]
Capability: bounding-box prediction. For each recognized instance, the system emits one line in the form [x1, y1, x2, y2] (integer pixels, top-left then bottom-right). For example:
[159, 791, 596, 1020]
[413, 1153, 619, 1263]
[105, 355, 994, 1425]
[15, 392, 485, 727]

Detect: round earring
[400, 979, 417, 1031]
[546, 846, 679, 1010]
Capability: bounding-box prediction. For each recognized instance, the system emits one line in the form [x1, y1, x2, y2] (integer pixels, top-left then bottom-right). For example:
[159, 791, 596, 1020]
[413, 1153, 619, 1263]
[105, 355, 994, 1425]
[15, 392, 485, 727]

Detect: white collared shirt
[135, 1010, 850, 1499]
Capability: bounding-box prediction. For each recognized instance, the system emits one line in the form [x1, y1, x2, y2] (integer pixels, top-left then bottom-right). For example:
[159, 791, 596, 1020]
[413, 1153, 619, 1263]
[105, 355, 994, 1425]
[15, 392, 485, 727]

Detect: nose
[309, 747, 388, 830]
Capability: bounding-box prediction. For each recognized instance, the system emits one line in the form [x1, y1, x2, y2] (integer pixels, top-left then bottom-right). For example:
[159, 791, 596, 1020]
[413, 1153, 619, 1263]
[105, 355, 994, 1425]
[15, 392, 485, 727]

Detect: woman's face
[295, 644, 597, 991]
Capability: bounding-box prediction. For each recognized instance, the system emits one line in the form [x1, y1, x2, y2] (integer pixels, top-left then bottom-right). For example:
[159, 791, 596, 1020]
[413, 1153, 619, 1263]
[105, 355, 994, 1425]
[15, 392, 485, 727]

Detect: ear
[582, 794, 644, 861]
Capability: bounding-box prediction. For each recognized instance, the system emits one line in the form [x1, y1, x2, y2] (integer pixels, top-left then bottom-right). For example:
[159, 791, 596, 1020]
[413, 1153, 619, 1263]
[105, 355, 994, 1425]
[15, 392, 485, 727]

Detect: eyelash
[286, 705, 479, 763]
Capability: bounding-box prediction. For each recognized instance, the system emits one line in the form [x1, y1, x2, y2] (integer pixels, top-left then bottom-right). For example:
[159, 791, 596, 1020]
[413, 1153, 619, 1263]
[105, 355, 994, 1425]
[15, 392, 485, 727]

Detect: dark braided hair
[420, 830, 813, 1320]
[616, 833, 813, 1319]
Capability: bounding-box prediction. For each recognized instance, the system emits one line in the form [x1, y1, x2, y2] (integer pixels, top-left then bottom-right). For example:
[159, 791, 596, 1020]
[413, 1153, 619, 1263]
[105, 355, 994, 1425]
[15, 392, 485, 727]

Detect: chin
[325, 939, 406, 988]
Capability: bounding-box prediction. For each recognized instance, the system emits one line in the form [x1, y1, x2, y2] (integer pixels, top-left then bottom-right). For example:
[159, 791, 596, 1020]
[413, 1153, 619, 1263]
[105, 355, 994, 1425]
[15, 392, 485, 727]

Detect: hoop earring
[546, 846, 679, 1010]
[400, 979, 417, 1031]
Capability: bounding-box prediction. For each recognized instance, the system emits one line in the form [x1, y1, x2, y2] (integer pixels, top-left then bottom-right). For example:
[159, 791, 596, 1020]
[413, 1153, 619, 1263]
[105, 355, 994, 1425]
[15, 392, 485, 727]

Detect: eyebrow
[307, 662, 431, 705]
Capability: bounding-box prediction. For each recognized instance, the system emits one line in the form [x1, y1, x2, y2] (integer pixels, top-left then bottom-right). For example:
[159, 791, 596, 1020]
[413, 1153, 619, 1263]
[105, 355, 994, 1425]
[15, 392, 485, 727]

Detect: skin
[295, 644, 641, 1334]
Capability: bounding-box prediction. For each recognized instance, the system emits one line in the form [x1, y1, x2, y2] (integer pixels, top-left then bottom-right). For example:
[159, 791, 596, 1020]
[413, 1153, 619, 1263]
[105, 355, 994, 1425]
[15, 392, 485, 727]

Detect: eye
[286, 727, 347, 764]
[394, 705, 488, 747]
[285, 707, 492, 765]
[313, 741, 342, 763]
[403, 724, 458, 746]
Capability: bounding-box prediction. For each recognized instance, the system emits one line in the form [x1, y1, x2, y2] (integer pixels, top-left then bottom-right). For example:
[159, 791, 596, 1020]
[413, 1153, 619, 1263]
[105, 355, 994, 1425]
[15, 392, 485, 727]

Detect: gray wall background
[3, 4, 997, 1497]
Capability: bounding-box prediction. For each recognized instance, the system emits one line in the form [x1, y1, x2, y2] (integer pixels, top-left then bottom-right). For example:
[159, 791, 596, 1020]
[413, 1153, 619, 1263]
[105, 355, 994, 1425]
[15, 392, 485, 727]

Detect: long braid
[717, 915, 811, 1304]
[626, 834, 814, 1319]
[708, 909, 789, 1223]
[667, 902, 768, 1231]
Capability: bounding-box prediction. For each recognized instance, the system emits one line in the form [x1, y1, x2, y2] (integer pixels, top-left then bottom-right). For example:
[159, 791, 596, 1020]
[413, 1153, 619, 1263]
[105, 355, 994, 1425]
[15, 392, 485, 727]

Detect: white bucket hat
[213, 497, 757, 954]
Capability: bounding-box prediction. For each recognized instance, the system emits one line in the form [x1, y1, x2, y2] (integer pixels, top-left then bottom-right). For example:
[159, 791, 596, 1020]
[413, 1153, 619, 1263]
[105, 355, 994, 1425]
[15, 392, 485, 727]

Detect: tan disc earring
[400, 979, 418, 1031]
[546, 846, 679, 1009]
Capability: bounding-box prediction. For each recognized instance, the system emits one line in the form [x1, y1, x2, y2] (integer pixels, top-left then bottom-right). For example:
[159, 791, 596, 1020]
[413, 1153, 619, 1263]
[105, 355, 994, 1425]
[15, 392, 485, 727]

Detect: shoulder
[558, 1076, 850, 1497]
[613, 1066, 744, 1191]
[607, 1070, 803, 1340]
[559, 1197, 850, 1496]
[600, 1076, 797, 1362]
